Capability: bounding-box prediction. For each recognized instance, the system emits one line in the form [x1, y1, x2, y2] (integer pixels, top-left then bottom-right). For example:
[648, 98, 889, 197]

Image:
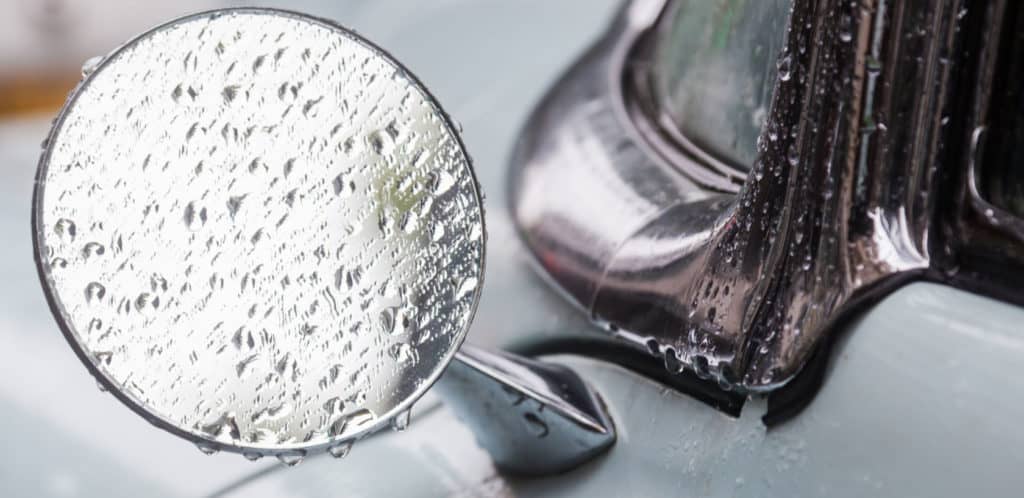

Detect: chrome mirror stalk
[438, 345, 615, 476]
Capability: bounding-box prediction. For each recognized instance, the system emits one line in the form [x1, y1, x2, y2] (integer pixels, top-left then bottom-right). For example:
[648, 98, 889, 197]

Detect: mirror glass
[652, 0, 792, 169]
[33, 8, 484, 460]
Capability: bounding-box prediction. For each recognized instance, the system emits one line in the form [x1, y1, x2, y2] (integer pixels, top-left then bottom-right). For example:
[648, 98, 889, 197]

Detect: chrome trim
[510, 0, 967, 391]
[437, 345, 616, 476]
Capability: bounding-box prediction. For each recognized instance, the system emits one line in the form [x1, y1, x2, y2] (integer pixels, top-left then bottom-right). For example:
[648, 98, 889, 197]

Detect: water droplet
[84, 282, 106, 303]
[276, 450, 306, 466]
[135, 292, 159, 312]
[81, 55, 103, 77]
[379, 308, 396, 334]
[235, 354, 258, 377]
[82, 242, 106, 259]
[523, 412, 549, 438]
[226, 194, 247, 219]
[367, 130, 392, 154]
[389, 343, 417, 364]
[838, 15, 853, 42]
[455, 277, 478, 299]
[328, 440, 353, 458]
[787, 143, 799, 166]
[150, 274, 169, 292]
[222, 85, 240, 102]
[391, 408, 410, 432]
[54, 218, 77, 242]
[777, 55, 792, 82]
[428, 170, 455, 194]
[645, 338, 660, 355]
[243, 452, 262, 461]
[663, 348, 683, 374]
[94, 351, 113, 365]
[183, 202, 207, 230]
[196, 442, 219, 455]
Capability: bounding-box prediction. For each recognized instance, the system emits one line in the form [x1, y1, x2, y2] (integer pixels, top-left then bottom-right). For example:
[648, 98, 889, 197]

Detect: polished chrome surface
[509, 0, 714, 313]
[511, 0, 967, 390]
[33, 8, 484, 460]
[437, 345, 615, 476]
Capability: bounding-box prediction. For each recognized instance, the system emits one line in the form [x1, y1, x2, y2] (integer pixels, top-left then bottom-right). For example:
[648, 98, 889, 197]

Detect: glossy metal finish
[511, 0, 968, 390]
[437, 345, 615, 476]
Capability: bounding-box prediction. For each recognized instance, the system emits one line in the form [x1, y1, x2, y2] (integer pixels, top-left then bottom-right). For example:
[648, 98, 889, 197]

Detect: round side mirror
[32, 8, 485, 463]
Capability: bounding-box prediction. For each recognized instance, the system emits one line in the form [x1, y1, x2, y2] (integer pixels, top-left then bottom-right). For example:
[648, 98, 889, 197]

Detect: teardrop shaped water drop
[81, 55, 104, 77]
[196, 442, 218, 455]
[391, 408, 411, 432]
[327, 440, 353, 458]
[777, 54, 792, 82]
[276, 450, 305, 466]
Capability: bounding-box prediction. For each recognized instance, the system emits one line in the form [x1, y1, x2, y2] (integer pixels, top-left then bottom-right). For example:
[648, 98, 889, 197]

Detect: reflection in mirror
[652, 0, 791, 169]
[33, 8, 484, 464]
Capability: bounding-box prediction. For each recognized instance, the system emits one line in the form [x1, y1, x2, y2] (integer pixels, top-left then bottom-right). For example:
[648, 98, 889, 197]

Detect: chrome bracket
[436, 345, 616, 476]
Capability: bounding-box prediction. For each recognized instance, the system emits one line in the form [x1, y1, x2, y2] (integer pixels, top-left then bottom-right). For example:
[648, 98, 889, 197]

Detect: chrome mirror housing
[511, 0, 965, 392]
[33, 8, 613, 470]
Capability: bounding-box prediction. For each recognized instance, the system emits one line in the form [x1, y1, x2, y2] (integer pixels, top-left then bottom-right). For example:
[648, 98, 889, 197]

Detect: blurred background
[0, 0, 619, 496]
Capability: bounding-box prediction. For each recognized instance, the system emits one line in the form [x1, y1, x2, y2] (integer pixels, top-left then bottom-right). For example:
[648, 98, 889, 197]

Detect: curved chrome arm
[436, 345, 615, 476]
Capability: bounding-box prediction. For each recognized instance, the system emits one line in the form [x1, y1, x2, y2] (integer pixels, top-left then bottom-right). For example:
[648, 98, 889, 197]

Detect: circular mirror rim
[30, 7, 486, 456]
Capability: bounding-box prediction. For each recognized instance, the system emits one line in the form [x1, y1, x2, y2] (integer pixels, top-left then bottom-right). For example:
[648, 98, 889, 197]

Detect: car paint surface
[224, 283, 1024, 497]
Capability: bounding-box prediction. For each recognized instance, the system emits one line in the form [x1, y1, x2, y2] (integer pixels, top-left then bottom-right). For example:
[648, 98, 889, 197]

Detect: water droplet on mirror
[82, 242, 106, 259]
[276, 450, 306, 466]
[328, 440, 353, 458]
[389, 343, 418, 364]
[54, 218, 77, 242]
[84, 282, 106, 303]
[183, 202, 207, 230]
[391, 408, 410, 432]
[81, 55, 104, 77]
[196, 442, 219, 455]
